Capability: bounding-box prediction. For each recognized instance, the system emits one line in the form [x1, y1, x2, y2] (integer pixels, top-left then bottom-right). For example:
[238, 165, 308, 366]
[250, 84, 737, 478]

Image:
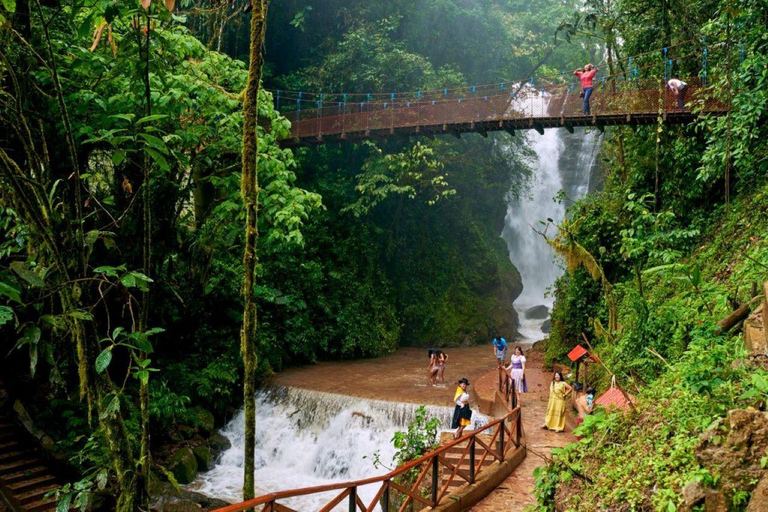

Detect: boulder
[704, 490, 727, 512]
[747, 474, 768, 511]
[524, 305, 549, 319]
[193, 408, 215, 436]
[192, 445, 214, 472]
[696, 409, 768, 499]
[541, 319, 552, 334]
[150, 480, 229, 511]
[208, 432, 231, 460]
[744, 303, 766, 354]
[163, 502, 202, 512]
[169, 447, 198, 485]
[681, 480, 705, 508]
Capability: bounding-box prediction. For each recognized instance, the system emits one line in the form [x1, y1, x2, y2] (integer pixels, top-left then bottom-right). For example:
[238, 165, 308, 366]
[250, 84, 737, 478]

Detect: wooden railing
[214, 380, 522, 512]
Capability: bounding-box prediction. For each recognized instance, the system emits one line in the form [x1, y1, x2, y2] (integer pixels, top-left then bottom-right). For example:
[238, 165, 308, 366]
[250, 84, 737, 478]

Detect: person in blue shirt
[492, 335, 507, 368]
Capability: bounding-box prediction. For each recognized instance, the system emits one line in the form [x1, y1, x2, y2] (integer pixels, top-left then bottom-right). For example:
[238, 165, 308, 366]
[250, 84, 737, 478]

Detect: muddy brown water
[270, 346, 500, 406]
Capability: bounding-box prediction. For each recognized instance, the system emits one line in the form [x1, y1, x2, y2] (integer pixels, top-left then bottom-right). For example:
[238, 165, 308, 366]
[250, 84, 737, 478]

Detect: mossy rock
[169, 447, 198, 485]
[208, 432, 231, 459]
[193, 407, 215, 435]
[192, 445, 214, 472]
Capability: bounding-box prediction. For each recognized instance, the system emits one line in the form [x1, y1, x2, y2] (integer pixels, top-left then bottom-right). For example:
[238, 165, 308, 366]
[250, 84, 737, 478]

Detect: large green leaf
[0, 281, 22, 304]
[95, 348, 112, 374]
[1, 0, 16, 14]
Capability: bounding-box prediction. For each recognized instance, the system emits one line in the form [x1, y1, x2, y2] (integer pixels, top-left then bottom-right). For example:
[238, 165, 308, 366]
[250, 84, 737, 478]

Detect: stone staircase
[0, 417, 59, 511]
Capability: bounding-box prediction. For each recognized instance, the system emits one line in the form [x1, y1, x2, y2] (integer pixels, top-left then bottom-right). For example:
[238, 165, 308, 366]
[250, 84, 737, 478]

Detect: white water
[188, 387, 487, 510]
[502, 128, 601, 343]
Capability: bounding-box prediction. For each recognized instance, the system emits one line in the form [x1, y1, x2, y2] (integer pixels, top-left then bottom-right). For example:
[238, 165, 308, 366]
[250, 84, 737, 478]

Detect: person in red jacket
[574, 64, 599, 115]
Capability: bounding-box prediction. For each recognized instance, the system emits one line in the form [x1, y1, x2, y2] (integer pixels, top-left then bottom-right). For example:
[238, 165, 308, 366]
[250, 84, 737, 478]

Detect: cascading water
[188, 387, 487, 510]
[502, 127, 602, 343]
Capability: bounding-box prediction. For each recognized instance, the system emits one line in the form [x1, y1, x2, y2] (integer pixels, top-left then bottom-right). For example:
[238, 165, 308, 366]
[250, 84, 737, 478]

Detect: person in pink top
[574, 64, 599, 115]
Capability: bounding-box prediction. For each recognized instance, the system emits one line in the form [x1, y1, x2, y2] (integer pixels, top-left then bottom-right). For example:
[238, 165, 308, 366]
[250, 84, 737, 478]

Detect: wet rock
[681, 480, 705, 508]
[163, 502, 202, 512]
[208, 432, 231, 459]
[150, 480, 228, 511]
[192, 445, 214, 472]
[170, 447, 198, 485]
[193, 408, 215, 436]
[524, 305, 549, 319]
[696, 409, 768, 500]
[747, 474, 768, 511]
[541, 319, 552, 334]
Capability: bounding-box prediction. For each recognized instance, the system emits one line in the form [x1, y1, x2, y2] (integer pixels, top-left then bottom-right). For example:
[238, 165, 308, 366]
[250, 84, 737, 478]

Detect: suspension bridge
[274, 76, 727, 147]
[272, 38, 734, 146]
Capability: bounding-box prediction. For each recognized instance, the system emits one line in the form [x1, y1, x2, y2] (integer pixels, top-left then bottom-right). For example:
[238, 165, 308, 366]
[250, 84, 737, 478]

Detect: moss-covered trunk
[240, 0, 268, 501]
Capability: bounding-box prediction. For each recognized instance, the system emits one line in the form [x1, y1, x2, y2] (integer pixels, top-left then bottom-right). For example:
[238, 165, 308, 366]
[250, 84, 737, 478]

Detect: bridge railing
[213, 385, 522, 512]
[281, 76, 721, 141]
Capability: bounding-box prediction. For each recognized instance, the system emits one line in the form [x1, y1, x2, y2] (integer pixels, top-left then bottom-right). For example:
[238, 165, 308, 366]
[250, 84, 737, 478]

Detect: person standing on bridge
[574, 64, 599, 115]
[667, 78, 688, 111]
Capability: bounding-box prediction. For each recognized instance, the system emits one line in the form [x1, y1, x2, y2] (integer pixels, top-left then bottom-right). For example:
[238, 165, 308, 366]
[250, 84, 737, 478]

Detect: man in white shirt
[667, 78, 688, 111]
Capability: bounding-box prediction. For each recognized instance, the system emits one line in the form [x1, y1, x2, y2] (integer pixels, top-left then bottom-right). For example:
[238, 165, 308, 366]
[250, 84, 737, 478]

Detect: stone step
[2, 465, 49, 484]
[17, 483, 60, 505]
[0, 450, 28, 463]
[0, 457, 43, 475]
[25, 498, 58, 512]
[7, 474, 57, 494]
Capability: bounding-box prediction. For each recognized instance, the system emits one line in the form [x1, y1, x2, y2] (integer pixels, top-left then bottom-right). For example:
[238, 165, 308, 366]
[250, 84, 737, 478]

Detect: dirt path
[471, 349, 576, 511]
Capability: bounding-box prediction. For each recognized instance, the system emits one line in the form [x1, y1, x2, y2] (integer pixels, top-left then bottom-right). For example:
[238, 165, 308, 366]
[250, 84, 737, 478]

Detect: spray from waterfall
[188, 387, 486, 509]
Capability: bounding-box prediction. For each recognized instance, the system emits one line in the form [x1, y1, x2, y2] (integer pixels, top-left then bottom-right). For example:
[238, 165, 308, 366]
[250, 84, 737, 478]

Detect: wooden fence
[215, 375, 522, 512]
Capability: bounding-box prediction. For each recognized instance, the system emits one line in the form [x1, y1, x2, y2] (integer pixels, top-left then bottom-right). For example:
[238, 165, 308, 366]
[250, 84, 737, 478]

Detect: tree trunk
[240, 0, 269, 502]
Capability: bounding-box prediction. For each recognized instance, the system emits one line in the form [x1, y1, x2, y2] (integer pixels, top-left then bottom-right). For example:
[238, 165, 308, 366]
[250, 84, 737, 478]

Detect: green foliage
[391, 405, 441, 469]
[343, 142, 456, 216]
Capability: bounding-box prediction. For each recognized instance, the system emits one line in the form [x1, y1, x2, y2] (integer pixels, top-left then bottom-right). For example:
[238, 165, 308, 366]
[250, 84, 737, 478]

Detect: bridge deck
[278, 78, 725, 146]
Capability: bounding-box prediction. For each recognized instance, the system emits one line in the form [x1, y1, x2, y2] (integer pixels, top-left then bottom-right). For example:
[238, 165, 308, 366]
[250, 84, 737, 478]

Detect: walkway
[472, 349, 576, 510]
[277, 77, 725, 146]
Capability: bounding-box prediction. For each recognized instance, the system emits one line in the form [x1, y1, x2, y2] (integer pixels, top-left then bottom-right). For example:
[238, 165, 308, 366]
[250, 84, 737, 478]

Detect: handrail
[214, 381, 522, 512]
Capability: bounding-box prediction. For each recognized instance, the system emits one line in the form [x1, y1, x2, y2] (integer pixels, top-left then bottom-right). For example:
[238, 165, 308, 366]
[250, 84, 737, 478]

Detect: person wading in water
[451, 378, 472, 439]
[427, 349, 439, 386]
[437, 350, 448, 384]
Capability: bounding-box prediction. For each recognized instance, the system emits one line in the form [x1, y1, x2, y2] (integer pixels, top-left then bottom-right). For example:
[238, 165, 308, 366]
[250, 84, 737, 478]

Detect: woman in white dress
[505, 346, 527, 403]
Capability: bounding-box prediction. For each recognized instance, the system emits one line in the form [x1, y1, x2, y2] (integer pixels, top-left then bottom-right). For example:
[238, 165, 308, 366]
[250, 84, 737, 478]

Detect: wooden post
[584, 361, 589, 390]
[382, 481, 389, 512]
[469, 437, 476, 483]
[348, 486, 356, 512]
[499, 419, 505, 458]
[431, 455, 439, 505]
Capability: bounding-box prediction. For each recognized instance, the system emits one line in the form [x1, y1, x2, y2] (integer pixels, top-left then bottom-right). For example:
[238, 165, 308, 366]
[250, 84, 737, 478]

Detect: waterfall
[502, 128, 601, 343]
[188, 387, 487, 510]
